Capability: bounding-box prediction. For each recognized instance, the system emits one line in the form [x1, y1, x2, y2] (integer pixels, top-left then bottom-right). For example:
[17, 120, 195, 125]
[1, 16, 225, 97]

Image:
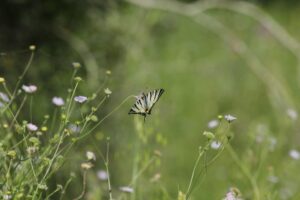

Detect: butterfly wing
[128, 94, 147, 116]
[145, 89, 164, 114]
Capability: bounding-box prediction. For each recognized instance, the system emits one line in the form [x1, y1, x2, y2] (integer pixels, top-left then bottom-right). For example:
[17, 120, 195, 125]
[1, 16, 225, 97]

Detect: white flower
[211, 140, 221, 150]
[223, 188, 242, 200]
[289, 149, 300, 160]
[224, 114, 237, 123]
[224, 191, 236, 200]
[22, 84, 37, 93]
[3, 194, 12, 200]
[0, 92, 9, 102]
[0, 102, 4, 108]
[97, 170, 108, 180]
[27, 146, 38, 155]
[208, 119, 219, 129]
[86, 151, 96, 161]
[119, 186, 134, 193]
[74, 96, 88, 103]
[104, 88, 112, 96]
[68, 124, 81, 133]
[52, 97, 65, 106]
[37, 184, 48, 190]
[27, 123, 38, 131]
[286, 108, 298, 120]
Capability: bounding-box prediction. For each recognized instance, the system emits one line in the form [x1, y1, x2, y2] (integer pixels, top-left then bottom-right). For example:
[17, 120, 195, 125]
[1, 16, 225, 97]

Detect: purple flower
[52, 97, 65, 106]
[97, 170, 108, 181]
[22, 85, 37, 94]
[68, 124, 81, 133]
[74, 96, 88, 103]
[211, 140, 221, 150]
[27, 123, 38, 131]
[0, 92, 9, 102]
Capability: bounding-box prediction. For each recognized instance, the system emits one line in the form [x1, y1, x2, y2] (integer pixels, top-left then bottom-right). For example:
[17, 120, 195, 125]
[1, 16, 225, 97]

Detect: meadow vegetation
[1, 0, 300, 199]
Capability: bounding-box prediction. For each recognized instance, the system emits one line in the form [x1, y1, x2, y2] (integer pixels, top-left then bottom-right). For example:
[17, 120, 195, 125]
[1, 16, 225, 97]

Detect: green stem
[106, 140, 113, 200]
[78, 95, 134, 140]
[227, 144, 260, 200]
[185, 143, 209, 199]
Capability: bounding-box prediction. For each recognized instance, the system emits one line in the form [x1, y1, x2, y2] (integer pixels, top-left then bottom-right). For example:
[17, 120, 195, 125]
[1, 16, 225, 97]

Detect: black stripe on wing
[128, 95, 147, 116]
[147, 89, 164, 114]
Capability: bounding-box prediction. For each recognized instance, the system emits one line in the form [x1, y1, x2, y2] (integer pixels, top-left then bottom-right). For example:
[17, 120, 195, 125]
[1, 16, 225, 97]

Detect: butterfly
[129, 89, 165, 120]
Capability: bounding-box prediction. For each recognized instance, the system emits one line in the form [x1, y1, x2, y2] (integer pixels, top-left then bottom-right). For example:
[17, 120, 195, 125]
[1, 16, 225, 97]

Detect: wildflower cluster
[0, 49, 114, 199]
[179, 114, 237, 199]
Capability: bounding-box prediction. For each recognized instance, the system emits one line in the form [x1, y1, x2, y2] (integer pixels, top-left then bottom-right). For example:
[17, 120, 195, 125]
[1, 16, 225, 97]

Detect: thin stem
[3, 49, 35, 115]
[33, 128, 66, 199]
[30, 95, 33, 122]
[66, 82, 79, 119]
[50, 108, 58, 133]
[79, 96, 107, 135]
[105, 139, 113, 200]
[13, 50, 35, 96]
[78, 95, 134, 140]
[129, 156, 156, 187]
[185, 143, 209, 199]
[3, 83, 12, 98]
[46, 187, 61, 200]
[70, 69, 78, 85]
[5, 159, 12, 188]
[59, 175, 74, 200]
[9, 95, 27, 130]
[72, 170, 87, 200]
[227, 144, 260, 200]
[187, 138, 229, 197]
[11, 134, 30, 149]
[117, 156, 157, 200]
[21, 132, 38, 183]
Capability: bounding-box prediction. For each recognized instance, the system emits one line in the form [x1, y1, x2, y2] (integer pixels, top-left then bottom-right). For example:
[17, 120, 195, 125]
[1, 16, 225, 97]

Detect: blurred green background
[1, 0, 300, 199]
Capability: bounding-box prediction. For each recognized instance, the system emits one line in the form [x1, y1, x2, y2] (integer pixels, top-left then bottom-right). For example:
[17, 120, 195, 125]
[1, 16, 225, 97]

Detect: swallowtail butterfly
[129, 89, 164, 120]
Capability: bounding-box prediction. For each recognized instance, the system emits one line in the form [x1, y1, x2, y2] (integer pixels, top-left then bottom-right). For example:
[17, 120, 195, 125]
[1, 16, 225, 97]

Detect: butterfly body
[129, 89, 164, 119]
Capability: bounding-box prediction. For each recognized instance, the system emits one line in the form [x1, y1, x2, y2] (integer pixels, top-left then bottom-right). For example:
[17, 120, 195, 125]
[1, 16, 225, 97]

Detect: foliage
[1, 0, 300, 200]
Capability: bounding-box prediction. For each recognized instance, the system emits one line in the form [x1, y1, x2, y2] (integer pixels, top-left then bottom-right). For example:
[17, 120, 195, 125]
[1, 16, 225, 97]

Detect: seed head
[81, 162, 93, 170]
[72, 62, 81, 69]
[29, 45, 36, 51]
[0, 77, 5, 83]
[104, 88, 112, 96]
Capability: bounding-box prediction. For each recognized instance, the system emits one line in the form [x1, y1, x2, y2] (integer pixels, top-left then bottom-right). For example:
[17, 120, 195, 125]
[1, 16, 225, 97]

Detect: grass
[1, 1, 300, 199]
